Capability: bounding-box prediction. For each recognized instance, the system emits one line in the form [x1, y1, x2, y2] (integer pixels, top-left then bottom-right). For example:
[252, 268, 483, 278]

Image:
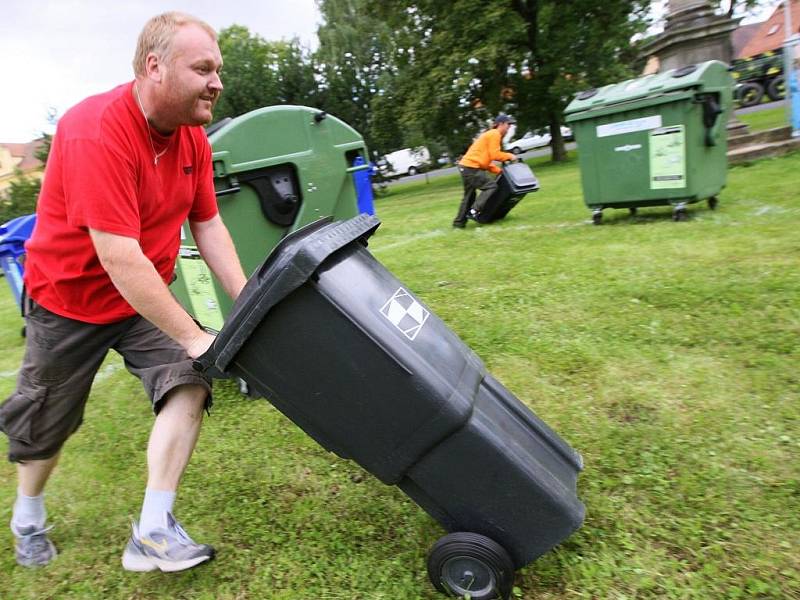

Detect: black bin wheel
[708, 196, 718, 211]
[427, 532, 515, 600]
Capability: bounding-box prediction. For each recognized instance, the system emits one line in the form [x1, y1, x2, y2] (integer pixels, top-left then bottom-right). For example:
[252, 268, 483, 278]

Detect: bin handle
[701, 94, 724, 147]
[346, 163, 371, 174]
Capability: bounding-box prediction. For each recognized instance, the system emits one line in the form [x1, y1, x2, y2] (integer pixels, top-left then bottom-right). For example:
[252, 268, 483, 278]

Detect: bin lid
[564, 60, 731, 119]
[0, 214, 36, 246]
[194, 213, 381, 377]
[503, 162, 540, 193]
[208, 105, 365, 178]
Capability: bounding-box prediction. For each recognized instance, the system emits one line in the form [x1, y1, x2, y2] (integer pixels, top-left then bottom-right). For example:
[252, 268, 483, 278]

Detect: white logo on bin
[380, 288, 430, 341]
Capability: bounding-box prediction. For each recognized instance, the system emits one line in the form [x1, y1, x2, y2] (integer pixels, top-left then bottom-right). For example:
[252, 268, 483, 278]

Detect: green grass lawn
[737, 106, 790, 132]
[1, 151, 799, 599]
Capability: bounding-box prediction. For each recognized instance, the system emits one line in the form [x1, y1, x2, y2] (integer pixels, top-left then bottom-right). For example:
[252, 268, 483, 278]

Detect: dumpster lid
[194, 213, 381, 377]
[564, 60, 730, 117]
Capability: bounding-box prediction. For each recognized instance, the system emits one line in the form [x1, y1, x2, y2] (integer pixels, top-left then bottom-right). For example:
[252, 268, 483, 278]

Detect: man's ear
[144, 53, 163, 83]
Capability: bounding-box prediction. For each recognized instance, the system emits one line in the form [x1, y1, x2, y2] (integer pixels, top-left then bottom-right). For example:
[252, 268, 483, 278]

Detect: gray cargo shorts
[0, 299, 212, 463]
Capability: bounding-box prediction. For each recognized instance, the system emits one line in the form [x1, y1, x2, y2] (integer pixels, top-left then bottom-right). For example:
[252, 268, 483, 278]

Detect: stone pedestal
[641, 0, 749, 136]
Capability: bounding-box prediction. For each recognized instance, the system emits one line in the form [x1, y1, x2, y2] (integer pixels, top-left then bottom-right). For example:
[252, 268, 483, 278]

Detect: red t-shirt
[25, 82, 218, 324]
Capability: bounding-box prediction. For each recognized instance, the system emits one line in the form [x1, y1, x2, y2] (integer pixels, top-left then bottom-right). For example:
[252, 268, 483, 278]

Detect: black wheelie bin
[195, 214, 584, 600]
[474, 161, 540, 224]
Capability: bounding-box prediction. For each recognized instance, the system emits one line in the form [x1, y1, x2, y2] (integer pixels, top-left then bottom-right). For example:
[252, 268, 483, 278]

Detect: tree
[1, 170, 40, 222]
[377, 0, 649, 160]
[315, 0, 402, 154]
[213, 26, 317, 122]
[720, 0, 767, 20]
[1, 134, 51, 222]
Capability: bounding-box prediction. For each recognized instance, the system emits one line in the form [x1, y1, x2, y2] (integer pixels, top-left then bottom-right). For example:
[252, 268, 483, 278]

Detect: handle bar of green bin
[345, 163, 371, 174]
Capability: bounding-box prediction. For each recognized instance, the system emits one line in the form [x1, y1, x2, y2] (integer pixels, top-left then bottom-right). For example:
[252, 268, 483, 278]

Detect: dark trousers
[454, 166, 497, 225]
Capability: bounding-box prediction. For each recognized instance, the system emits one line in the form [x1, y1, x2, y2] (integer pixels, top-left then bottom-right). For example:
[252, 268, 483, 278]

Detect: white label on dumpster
[649, 125, 686, 189]
[380, 288, 430, 341]
[596, 115, 662, 138]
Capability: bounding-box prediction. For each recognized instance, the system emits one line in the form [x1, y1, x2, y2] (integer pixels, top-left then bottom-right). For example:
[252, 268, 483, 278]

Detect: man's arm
[488, 130, 515, 164]
[89, 229, 214, 358]
[189, 214, 247, 301]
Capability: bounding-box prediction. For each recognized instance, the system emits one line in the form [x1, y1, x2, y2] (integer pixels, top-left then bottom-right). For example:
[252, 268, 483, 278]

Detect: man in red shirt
[0, 12, 247, 572]
[453, 114, 517, 228]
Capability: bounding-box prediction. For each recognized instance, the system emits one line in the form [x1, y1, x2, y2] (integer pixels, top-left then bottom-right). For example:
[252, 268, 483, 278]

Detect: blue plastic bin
[352, 156, 375, 215]
[0, 214, 36, 310]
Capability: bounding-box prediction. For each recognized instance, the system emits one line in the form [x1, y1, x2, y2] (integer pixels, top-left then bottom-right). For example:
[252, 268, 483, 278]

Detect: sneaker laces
[14, 524, 54, 557]
[167, 515, 196, 545]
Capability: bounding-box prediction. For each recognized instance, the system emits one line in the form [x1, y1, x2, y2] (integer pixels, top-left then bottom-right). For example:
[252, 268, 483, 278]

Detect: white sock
[138, 489, 176, 535]
[11, 488, 46, 530]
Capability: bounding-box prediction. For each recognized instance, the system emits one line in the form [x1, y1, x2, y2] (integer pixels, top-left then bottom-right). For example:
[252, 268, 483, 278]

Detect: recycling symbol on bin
[380, 288, 430, 341]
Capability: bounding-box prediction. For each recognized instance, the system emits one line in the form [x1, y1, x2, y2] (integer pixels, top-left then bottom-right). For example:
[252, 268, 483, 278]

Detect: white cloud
[0, 0, 321, 142]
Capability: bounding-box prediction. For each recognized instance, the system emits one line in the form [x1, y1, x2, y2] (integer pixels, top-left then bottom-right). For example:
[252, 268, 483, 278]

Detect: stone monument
[640, 0, 747, 134]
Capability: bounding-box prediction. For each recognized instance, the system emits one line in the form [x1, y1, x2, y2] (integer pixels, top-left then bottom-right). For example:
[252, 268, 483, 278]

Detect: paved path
[734, 99, 784, 115]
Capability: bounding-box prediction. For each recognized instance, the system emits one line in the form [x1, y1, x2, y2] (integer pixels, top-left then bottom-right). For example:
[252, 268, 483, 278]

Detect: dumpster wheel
[672, 204, 688, 222]
[591, 209, 603, 225]
[708, 196, 718, 211]
[427, 532, 515, 600]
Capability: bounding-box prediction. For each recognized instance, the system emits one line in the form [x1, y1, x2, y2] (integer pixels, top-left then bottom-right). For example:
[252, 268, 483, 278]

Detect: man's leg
[454, 169, 479, 227]
[17, 454, 60, 498]
[146, 384, 205, 493]
[116, 317, 214, 572]
[472, 171, 499, 214]
[2, 301, 115, 567]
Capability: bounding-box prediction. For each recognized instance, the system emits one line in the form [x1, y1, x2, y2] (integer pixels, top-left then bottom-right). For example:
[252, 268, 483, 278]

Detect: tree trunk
[549, 113, 567, 162]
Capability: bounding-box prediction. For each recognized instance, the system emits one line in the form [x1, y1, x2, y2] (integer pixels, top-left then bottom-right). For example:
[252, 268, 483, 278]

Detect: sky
[0, 0, 322, 143]
[1, 1, 784, 144]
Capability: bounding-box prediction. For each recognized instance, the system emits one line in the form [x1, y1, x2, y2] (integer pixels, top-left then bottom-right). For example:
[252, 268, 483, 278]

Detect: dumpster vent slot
[672, 64, 698, 78]
[576, 88, 598, 101]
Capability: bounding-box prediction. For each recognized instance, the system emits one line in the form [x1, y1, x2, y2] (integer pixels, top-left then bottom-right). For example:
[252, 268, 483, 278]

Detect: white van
[377, 147, 431, 178]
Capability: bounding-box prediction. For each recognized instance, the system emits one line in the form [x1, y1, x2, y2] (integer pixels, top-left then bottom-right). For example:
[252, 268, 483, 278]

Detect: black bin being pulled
[195, 214, 584, 600]
[475, 161, 540, 224]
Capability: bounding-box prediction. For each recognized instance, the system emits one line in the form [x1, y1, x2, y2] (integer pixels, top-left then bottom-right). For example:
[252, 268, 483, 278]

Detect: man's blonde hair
[132, 12, 217, 77]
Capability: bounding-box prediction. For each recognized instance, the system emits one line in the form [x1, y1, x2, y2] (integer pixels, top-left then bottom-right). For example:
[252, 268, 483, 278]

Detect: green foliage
[213, 3, 649, 159]
[1, 169, 40, 223]
[723, 0, 768, 19]
[213, 26, 317, 122]
[315, 0, 402, 155]
[0, 133, 50, 222]
[1, 151, 799, 598]
[375, 0, 649, 159]
[34, 133, 52, 166]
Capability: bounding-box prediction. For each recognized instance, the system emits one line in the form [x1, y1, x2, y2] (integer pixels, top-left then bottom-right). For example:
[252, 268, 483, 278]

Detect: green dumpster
[564, 60, 733, 224]
[171, 105, 371, 329]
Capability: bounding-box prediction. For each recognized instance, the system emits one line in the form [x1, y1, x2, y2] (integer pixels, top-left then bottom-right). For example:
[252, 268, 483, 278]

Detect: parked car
[377, 147, 431, 177]
[506, 127, 574, 154]
[505, 130, 551, 154]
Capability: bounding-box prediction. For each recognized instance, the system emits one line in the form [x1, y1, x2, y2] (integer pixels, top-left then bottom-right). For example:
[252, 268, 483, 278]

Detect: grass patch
[1, 152, 799, 599]
[737, 106, 790, 132]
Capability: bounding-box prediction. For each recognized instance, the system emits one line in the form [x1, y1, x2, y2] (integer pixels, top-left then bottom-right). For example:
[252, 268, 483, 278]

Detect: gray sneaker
[11, 523, 57, 567]
[121, 512, 215, 572]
